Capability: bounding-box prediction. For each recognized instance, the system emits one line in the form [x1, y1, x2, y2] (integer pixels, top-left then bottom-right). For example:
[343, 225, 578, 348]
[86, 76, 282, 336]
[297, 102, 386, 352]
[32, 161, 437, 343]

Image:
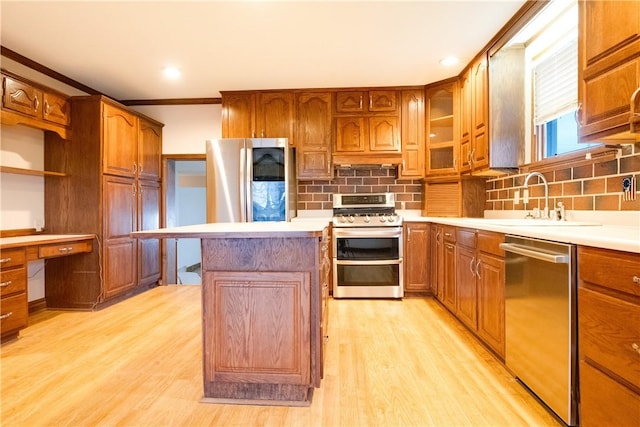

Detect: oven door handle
[334, 228, 402, 238]
[335, 259, 402, 266]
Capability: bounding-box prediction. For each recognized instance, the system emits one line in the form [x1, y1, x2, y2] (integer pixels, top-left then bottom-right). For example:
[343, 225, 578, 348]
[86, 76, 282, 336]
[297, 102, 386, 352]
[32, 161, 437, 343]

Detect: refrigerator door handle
[245, 145, 253, 222]
[239, 146, 247, 222]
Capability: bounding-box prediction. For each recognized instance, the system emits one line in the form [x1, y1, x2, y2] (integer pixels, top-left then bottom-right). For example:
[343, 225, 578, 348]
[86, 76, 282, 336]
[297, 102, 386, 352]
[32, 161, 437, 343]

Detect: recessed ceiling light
[439, 56, 460, 67]
[163, 67, 181, 79]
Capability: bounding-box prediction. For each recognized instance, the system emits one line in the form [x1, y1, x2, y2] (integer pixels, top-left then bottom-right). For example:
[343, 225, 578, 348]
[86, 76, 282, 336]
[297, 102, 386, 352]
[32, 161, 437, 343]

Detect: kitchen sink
[470, 218, 601, 227]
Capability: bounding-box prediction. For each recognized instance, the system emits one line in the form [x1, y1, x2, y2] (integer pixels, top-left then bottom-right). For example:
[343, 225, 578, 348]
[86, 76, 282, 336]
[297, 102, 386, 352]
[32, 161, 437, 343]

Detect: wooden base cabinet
[44, 96, 163, 309]
[578, 246, 640, 426]
[0, 248, 28, 340]
[403, 222, 430, 295]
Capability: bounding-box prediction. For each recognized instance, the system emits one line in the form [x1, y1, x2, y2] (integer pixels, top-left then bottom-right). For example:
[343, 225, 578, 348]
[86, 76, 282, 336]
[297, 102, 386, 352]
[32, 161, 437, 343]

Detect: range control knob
[348, 215, 355, 223]
[339, 215, 347, 223]
[364, 214, 371, 223]
[379, 215, 387, 223]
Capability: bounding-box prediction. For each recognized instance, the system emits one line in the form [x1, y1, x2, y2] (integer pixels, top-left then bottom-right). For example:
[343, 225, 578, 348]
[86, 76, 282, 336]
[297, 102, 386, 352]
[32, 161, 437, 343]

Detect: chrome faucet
[523, 171, 549, 219]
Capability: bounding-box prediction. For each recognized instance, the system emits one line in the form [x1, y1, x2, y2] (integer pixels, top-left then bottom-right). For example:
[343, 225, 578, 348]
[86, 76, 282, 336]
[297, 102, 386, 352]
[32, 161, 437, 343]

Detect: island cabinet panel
[200, 233, 327, 405]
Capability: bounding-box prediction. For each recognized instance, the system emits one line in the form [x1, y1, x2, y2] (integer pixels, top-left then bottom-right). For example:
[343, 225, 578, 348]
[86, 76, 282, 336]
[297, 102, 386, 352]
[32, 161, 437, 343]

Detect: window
[507, 0, 599, 162]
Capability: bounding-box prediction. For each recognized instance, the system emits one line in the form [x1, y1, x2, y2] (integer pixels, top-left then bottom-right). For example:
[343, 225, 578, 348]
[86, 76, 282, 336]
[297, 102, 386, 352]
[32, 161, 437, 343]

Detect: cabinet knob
[632, 342, 640, 355]
[633, 276, 640, 284]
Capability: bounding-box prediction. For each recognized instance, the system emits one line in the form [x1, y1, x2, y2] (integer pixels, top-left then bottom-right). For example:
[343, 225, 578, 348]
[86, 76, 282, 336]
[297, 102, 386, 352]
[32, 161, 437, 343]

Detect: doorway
[164, 155, 206, 285]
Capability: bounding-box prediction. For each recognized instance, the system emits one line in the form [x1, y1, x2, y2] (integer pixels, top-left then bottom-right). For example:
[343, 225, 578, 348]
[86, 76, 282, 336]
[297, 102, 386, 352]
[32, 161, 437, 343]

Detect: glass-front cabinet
[426, 81, 459, 175]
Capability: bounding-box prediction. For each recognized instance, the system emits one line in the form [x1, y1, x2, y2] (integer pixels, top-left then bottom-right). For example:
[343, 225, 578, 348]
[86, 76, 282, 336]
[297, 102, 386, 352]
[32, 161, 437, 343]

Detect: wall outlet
[514, 190, 520, 205]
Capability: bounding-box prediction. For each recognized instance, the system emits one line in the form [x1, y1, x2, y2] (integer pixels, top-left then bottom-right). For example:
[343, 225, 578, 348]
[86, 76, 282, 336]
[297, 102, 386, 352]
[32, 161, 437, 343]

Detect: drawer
[0, 247, 26, 270]
[0, 267, 26, 297]
[442, 226, 456, 243]
[38, 240, 92, 259]
[580, 360, 640, 427]
[456, 228, 476, 249]
[477, 231, 504, 258]
[579, 288, 640, 388]
[0, 291, 28, 337]
[579, 246, 640, 297]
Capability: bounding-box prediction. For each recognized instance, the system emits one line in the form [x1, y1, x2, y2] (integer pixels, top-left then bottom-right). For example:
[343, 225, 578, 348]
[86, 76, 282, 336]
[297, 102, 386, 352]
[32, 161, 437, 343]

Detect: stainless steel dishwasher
[500, 235, 578, 426]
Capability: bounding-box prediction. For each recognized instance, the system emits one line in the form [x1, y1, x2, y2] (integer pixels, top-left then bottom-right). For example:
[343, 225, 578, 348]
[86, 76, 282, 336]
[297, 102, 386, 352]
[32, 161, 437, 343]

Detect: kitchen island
[132, 222, 330, 405]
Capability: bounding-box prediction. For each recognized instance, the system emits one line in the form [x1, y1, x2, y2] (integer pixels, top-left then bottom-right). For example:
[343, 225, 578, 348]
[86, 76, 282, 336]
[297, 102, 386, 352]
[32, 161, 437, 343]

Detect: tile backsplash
[297, 167, 422, 211]
[486, 143, 640, 212]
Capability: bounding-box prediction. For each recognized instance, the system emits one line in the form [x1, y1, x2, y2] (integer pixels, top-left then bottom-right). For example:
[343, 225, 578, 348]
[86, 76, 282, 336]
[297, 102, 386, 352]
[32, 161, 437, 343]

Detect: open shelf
[0, 166, 66, 177]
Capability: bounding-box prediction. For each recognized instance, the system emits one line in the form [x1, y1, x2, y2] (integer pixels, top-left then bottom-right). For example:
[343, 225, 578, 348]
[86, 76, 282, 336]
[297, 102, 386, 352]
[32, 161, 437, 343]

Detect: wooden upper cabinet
[399, 89, 425, 178]
[336, 91, 365, 113]
[103, 102, 138, 178]
[3, 75, 43, 118]
[1, 72, 71, 137]
[579, 0, 640, 141]
[137, 118, 162, 181]
[335, 90, 398, 114]
[369, 116, 399, 151]
[459, 70, 472, 173]
[221, 91, 294, 144]
[221, 92, 255, 138]
[471, 55, 489, 170]
[256, 92, 294, 142]
[425, 81, 458, 176]
[335, 117, 367, 152]
[295, 92, 333, 179]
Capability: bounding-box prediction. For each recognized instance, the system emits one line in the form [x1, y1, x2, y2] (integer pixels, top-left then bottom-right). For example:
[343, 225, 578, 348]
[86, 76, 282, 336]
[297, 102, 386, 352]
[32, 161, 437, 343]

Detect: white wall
[131, 104, 222, 154]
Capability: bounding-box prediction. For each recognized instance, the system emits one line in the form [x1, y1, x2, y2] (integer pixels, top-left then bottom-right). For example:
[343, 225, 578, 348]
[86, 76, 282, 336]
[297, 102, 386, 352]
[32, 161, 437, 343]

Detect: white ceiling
[0, 0, 527, 101]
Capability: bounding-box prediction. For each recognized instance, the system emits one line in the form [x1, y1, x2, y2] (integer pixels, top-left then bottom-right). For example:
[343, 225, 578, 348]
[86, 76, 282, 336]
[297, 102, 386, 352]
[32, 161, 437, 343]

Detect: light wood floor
[1, 286, 560, 426]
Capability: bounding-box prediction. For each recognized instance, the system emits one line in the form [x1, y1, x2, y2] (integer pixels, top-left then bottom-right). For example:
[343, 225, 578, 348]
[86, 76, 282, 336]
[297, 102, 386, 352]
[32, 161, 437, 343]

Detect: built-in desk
[0, 233, 94, 341]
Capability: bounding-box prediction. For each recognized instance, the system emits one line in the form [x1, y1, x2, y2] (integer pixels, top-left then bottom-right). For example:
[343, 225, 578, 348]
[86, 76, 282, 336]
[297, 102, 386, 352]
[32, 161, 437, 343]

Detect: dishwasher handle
[499, 242, 570, 264]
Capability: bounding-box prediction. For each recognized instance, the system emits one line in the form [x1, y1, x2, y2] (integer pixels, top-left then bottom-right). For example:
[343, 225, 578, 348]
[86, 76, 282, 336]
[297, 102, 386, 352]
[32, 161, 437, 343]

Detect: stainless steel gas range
[332, 193, 403, 299]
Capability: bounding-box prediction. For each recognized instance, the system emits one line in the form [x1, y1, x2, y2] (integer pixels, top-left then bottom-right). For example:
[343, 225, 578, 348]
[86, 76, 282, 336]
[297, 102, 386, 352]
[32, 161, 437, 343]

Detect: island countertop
[131, 221, 329, 240]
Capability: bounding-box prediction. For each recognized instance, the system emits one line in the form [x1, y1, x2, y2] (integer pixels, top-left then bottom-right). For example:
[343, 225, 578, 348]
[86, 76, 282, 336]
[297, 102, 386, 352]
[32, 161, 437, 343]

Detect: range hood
[332, 153, 402, 168]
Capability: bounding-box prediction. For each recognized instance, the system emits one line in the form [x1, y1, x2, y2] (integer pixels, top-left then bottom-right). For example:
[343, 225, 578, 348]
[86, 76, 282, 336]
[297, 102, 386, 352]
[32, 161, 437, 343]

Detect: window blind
[533, 38, 577, 125]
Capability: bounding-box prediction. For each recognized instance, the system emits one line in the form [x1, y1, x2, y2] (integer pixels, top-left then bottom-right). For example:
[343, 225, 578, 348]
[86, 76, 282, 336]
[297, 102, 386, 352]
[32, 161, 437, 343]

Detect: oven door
[332, 227, 403, 299]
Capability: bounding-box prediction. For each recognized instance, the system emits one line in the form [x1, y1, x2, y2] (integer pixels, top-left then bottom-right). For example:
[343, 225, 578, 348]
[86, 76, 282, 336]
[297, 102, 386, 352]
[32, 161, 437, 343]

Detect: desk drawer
[0, 267, 26, 297]
[0, 292, 28, 336]
[579, 287, 640, 388]
[0, 248, 26, 270]
[38, 240, 92, 259]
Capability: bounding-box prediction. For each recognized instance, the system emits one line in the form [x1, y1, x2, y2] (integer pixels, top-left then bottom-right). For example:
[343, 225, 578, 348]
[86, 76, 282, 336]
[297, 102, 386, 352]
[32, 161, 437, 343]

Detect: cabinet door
[222, 93, 255, 138]
[103, 103, 137, 178]
[443, 242, 457, 313]
[42, 92, 70, 126]
[138, 118, 162, 181]
[335, 91, 365, 113]
[403, 223, 429, 293]
[369, 116, 400, 152]
[202, 270, 311, 385]
[256, 92, 294, 142]
[296, 92, 333, 179]
[579, 0, 640, 140]
[456, 245, 477, 330]
[477, 252, 505, 357]
[430, 225, 442, 298]
[103, 176, 137, 298]
[369, 90, 398, 112]
[400, 90, 425, 178]
[138, 180, 161, 287]
[2, 75, 42, 118]
[459, 69, 472, 170]
[426, 83, 458, 175]
[335, 117, 367, 152]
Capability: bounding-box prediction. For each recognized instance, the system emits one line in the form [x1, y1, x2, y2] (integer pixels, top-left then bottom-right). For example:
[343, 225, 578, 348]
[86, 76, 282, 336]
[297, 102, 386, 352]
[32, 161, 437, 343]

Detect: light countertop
[0, 234, 95, 249]
[131, 221, 328, 239]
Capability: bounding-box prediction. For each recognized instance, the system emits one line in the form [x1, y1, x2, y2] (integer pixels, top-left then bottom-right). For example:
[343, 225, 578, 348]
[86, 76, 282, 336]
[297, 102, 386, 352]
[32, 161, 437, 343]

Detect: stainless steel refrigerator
[205, 138, 297, 223]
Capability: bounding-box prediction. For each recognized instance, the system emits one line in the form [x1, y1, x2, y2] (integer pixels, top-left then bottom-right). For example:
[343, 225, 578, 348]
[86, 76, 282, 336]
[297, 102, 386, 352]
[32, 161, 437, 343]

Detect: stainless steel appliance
[332, 193, 403, 299]
[205, 138, 296, 223]
[500, 235, 578, 426]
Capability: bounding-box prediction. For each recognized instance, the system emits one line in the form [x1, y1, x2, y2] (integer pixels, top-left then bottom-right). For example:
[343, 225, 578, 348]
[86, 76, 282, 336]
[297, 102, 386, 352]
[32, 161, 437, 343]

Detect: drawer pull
[633, 276, 640, 284]
[0, 312, 13, 320]
[0, 280, 12, 287]
[0, 257, 12, 264]
[633, 343, 640, 355]
[58, 247, 73, 253]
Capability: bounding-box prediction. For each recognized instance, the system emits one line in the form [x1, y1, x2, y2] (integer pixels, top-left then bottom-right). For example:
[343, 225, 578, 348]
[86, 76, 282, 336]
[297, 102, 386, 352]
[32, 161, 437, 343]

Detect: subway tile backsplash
[486, 143, 640, 212]
[297, 167, 423, 211]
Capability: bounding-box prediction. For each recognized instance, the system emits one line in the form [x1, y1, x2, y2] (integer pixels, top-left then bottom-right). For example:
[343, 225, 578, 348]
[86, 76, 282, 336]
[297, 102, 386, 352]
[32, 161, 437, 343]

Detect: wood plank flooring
[1, 286, 560, 426]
